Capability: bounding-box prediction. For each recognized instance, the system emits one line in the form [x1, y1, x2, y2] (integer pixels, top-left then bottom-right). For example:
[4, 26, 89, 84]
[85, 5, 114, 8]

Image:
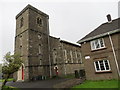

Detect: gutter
[108, 33, 120, 77]
[77, 29, 120, 44]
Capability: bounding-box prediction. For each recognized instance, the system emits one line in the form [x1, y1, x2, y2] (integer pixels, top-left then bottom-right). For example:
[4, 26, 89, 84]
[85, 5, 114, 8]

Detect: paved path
[6, 78, 69, 88]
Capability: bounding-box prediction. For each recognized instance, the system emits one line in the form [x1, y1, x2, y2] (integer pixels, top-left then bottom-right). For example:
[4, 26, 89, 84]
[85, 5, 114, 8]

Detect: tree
[2, 52, 23, 88]
[0, 64, 2, 73]
[0, 64, 2, 79]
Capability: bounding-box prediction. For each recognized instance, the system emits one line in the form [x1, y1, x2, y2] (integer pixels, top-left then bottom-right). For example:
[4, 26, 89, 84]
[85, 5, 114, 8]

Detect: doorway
[17, 64, 24, 81]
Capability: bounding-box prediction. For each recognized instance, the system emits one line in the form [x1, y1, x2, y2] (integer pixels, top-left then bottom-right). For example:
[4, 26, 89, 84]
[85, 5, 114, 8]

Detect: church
[14, 4, 120, 81]
[13, 4, 84, 81]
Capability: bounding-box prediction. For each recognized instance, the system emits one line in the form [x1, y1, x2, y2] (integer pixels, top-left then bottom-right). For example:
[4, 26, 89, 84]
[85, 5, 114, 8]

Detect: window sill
[95, 71, 112, 74]
[91, 47, 107, 52]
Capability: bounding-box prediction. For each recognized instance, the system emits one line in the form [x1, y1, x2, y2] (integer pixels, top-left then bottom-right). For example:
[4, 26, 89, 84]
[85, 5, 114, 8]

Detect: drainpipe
[108, 33, 120, 77]
[47, 18, 52, 78]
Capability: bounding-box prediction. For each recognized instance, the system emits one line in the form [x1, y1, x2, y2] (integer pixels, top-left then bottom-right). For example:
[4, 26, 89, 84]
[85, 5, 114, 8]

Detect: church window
[79, 52, 82, 63]
[77, 52, 82, 63]
[20, 35, 22, 46]
[63, 50, 67, 60]
[53, 50, 57, 64]
[37, 17, 43, 26]
[38, 34, 42, 39]
[75, 51, 78, 63]
[70, 51, 73, 63]
[38, 44, 41, 54]
[40, 59, 42, 65]
[20, 17, 24, 28]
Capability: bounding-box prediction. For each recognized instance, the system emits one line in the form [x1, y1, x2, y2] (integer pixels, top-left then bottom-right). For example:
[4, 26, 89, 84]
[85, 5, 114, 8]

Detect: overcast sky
[0, 0, 119, 63]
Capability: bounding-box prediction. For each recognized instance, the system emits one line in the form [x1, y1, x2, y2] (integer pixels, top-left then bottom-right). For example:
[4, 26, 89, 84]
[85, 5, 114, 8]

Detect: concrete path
[6, 78, 69, 89]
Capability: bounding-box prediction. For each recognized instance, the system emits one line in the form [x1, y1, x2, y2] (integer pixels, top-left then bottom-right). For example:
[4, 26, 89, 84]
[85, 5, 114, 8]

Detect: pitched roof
[77, 18, 120, 43]
[60, 40, 80, 47]
[49, 36, 80, 47]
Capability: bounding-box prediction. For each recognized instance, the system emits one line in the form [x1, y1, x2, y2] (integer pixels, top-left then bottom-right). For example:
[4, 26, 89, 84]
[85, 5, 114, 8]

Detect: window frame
[38, 34, 42, 39]
[53, 50, 57, 64]
[36, 17, 43, 26]
[94, 60, 111, 72]
[38, 44, 41, 54]
[20, 17, 24, 28]
[63, 50, 67, 60]
[70, 50, 73, 63]
[40, 59, 42, 65]
[90, 38, 105, 50]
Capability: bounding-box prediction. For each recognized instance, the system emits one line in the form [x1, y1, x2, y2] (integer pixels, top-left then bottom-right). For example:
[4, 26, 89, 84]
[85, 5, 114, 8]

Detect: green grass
[0, 78, 14, 82]
[63, 74, 75, 79]
[73, 79, 119, 88]
[2, 85, 20, 90]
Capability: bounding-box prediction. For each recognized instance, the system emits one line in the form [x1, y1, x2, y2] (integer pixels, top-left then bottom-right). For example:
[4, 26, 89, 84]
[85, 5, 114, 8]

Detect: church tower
[14, 4, 50, 81]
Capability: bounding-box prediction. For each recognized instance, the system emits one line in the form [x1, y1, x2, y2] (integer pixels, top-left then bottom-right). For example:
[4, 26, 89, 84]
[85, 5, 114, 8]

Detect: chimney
[106, 14, 112, 23]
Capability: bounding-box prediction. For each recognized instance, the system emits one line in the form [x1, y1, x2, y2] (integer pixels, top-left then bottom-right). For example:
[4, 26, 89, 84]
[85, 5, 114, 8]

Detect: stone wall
[14, 5, 84, 81]
[80, 33, 119, 80]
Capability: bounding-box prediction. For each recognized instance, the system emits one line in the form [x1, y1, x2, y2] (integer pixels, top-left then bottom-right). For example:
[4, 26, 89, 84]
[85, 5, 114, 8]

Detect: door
[22, 65, 24, 80]
[17, 65, 24, 81]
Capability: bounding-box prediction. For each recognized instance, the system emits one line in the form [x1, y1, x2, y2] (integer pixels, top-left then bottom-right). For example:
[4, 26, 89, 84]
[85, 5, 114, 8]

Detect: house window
[20, 17, 24, 28]
[94, 60, 111, 72]
[37, 17, 42, 26]
[90, 38, 105, 50]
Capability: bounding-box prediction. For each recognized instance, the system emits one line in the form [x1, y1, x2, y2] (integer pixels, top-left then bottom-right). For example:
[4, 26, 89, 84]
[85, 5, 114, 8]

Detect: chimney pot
[107, 14, 112, 23]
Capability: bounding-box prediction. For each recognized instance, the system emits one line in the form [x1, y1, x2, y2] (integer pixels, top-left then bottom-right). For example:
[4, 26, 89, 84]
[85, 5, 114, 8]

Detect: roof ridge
[77, 18, 120, 43]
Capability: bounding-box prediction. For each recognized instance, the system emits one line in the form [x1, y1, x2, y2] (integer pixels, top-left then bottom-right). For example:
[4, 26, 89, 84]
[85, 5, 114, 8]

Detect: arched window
[53, 49, 57, 64]
[37, 17, 42, 26]
[20, 17, 24, 28]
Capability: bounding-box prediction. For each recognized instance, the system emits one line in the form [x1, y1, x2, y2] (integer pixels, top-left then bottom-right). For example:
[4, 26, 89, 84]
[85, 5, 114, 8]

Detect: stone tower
[14, 4, 50, 81]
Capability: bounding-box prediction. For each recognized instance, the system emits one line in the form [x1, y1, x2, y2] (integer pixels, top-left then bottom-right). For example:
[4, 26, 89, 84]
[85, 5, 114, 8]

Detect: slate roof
[60, 40, 80, 47]
[77, 18, 120, 43]
[50, 36, 80, 47]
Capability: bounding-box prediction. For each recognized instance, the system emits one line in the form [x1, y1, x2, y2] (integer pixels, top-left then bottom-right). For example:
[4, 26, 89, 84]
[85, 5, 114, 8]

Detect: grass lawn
[73, 79, 119, 88]
[0, 78, 14, 82]
[63, 74, 75, 79]
[2, 85, 19, 90]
